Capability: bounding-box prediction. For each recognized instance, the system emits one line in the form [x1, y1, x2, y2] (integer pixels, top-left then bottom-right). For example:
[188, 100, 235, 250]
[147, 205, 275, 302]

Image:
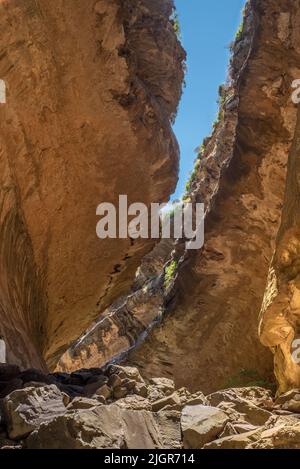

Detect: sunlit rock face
[0, 0, 184, 369]
[259, 107, 300, 395]
[127, 0, 300, 394]
[56, 239, 174, 373]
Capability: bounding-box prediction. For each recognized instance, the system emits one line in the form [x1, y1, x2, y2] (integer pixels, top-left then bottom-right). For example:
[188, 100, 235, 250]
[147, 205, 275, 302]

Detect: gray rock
[152, 393, 181, 412]
[113, 386, 128, 399]
[204, 428, 262, 449]
[108, 365, 145, 384]
[26, 405, 164, 449]
[3, 384, 67, 440]
[134, 382, 148, 398]
[108, 374, 123, 389]
[95, 384, 111, 400]
[181, 405, 229, 449]
[150, 377, 175, 395]
[67, 397, 100, 411]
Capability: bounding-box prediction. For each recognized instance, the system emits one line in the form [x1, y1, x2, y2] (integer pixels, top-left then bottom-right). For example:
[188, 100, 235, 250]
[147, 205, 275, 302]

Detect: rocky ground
[1, 363, 300, 449]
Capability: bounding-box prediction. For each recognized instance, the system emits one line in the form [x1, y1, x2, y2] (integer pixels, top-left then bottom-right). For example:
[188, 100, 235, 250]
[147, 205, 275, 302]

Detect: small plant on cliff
[171, 11, 181, 39]
[185, 159, 200, 193]
[164, 260, 178, 290]
[235, 21, 244, 41]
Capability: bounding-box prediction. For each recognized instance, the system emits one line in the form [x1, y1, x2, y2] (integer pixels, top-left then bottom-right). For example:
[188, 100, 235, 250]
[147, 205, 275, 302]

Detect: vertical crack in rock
[126, 0, 300, 394]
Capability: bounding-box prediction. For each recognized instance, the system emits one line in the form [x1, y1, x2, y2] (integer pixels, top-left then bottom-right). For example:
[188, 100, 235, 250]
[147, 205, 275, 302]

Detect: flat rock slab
[181, 405, 229, 449]
[3, 385, 68, 440]
[26, 405, 167, 449]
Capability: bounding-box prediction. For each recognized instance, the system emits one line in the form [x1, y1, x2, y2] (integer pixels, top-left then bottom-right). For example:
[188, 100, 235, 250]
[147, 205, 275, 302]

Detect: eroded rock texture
[0, 0, 184, 369]
[56, 239, 173, 373]
[259, 105, 300, 394]
[128, 0, 300, 393]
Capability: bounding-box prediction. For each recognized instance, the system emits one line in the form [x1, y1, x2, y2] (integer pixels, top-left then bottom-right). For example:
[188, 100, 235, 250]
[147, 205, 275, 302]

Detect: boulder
[67, 397, 100, 411]
[249, 424, 300, 449]
[150, 377, 175, 395]
[3, 385, 68, 440]
[134, 382, 148, 398]
[115, 395, 152, 411]
[152, 393, 181, 412]
[181, 405, 229, 449]
[95, 384, 111, 400]
[113, 386, 128, 400]
[207, 389, 273, 426]
[275, 390, 300, 413]
[154, 411, 182, 449]
[26, 405, 164, 449]
[108, 374, 123, 389]
[207, 387, 273, 408]
[204, 429, 262, 449]
[108, 365, 145, 384]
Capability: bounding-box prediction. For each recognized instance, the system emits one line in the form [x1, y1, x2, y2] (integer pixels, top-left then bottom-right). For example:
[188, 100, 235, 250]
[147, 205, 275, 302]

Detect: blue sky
[172, 0, 245, 199]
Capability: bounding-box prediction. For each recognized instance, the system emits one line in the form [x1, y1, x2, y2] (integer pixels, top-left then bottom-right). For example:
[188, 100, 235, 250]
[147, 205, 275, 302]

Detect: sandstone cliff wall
[128, 0, 300, 393]
[0, 0, 184, 369]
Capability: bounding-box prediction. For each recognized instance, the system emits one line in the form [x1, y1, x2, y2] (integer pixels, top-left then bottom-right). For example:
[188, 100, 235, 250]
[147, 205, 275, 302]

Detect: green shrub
[164, 260, 178, 289]
[171, 11, 181, 40]
[235, 21, 244, 41]
[185, 159, 200, 193]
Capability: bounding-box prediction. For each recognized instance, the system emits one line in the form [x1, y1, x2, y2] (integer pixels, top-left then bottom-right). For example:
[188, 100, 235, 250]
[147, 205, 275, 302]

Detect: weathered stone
[207, 389, 273, 426]
[134, 382, 148, 398]
[0, 0, 184, 371]
[113, 386, 128, 400]
[249, 424, 300, 449]
[67, 397, 100, 411]
[95, 384, 111, 400]
[181, 405, 229, 449]
[275, 390, 300, 413]
[115, 395, 152, 411]
[154, 411, 182, 449]
[108, 374, 123, 389]
[150, 378, 175, 395]
[207, 387, 273, 408]
[3, 385, 67, 440]
[26, 405, 165, 449]
[204, 429, 262, 449]
[123, 379, 136, 391]
[109, 365, 145, 384]
[127, 0, 299, 394]
[152, 393, 181, 412]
